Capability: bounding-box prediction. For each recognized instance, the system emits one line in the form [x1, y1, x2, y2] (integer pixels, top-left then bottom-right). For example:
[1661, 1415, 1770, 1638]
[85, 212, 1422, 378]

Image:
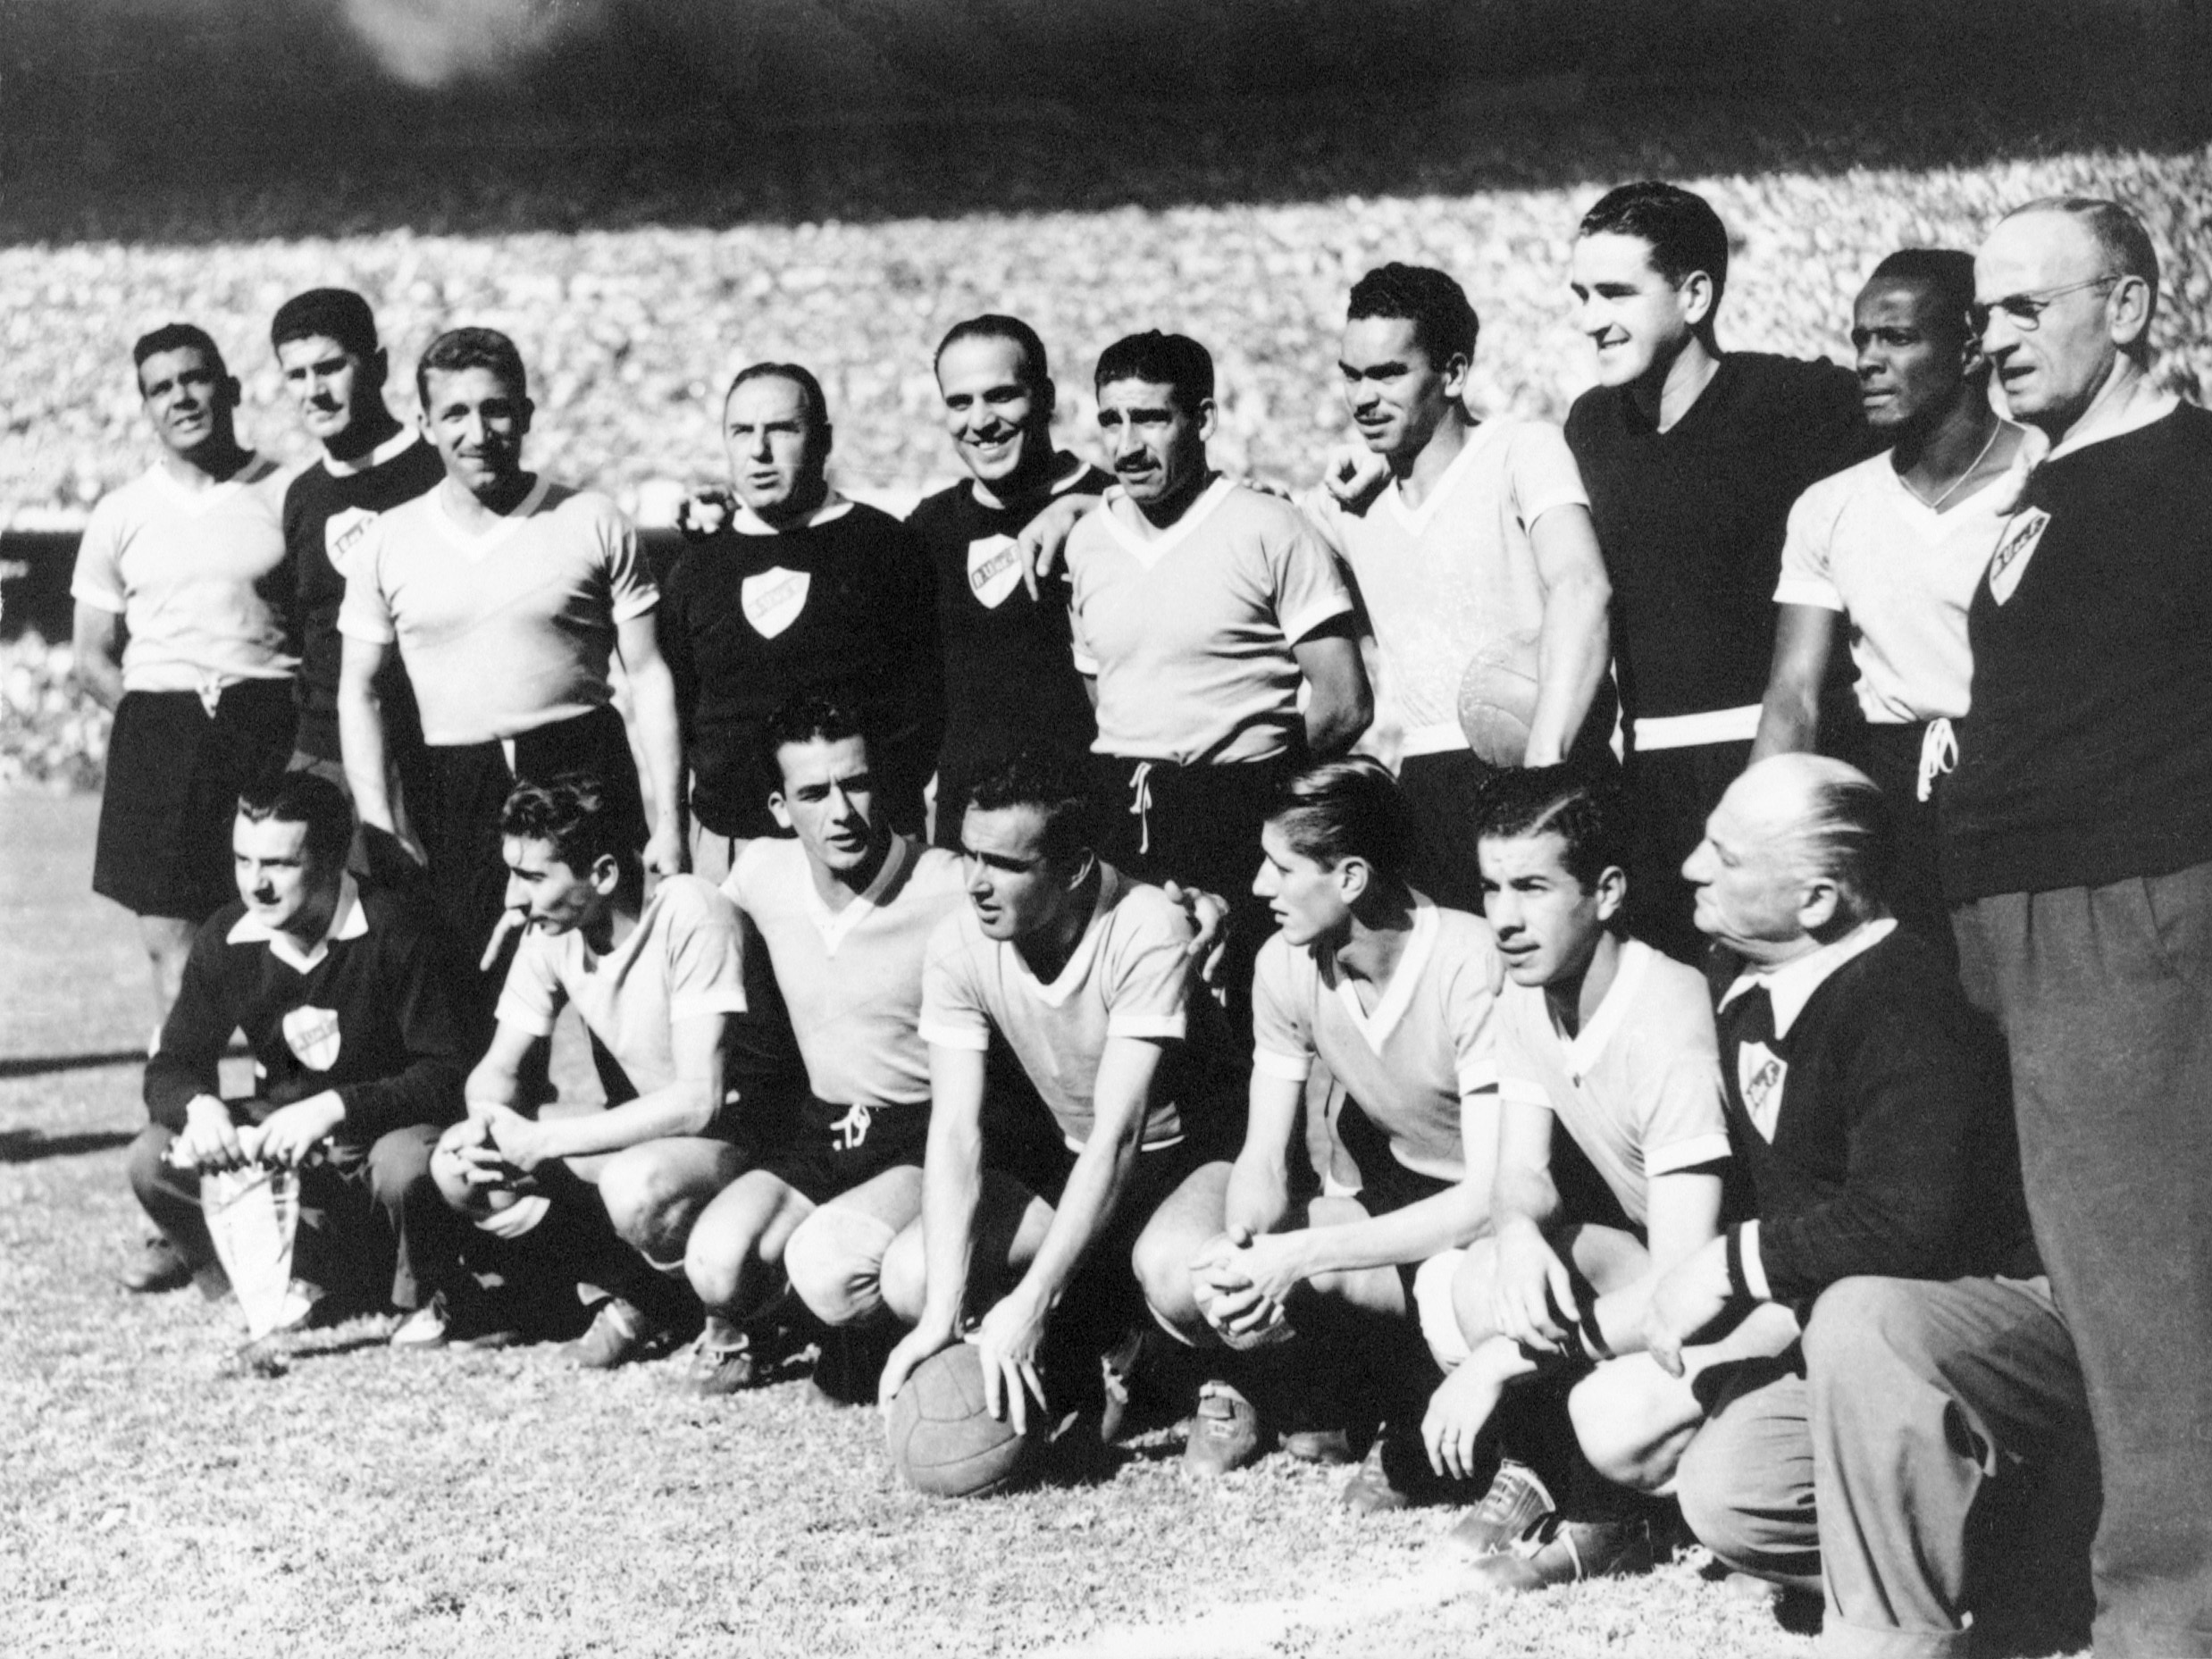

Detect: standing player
[906, 317, 1111, 842]
[660, 362, 941, 870]
[1750, 251, 2026, 957]
[1135, 758, 1503, 1490]
[874, 750, 1244, 1444]
[336, 327, 684, 1043]
[1302, 265, 1613, 910]
[1564, 182, 1870, 961]
[71, 323, 298, 1034]
[269, 289, 442, 845]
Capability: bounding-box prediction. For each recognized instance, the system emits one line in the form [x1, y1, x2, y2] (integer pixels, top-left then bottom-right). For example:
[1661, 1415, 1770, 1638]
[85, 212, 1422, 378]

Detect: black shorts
[1336, 1113, 1459, 1302]
[95, 682, 296, 921]
[761, 1095, 931, 1206]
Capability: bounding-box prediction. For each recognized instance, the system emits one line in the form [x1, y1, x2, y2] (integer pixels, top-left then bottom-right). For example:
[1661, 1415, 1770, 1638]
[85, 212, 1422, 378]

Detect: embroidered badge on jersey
[1986, 508, 2050, 606]
[742, 567, 811, 638]
[967, 534, 1024, 610]
[323, 507, 380, 579]
[1737, 1043, 1787, 1142]
[282, 1006, 343, 1072]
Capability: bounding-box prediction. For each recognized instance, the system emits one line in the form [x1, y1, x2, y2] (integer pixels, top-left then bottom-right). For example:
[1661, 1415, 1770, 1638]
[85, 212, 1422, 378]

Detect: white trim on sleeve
[1253, 1048, 1312, 1084]
[1645, 1132, 1733, 1177]
[918, 1019, 991, 1052]
[68, 579, 124, 612]
[1773, 574, 1845, 612]
[1280, 594, 1355, 647]
[669, 990, 750, 1024]
[610, 588, 661, 623]
[492, 996, 558, 1041]
[1105, 1013, 1186, 1041]
[1739, 1219, 1773, 1302]
[1498, 1077, 1553, 1110]
[337, 615, 398, 645]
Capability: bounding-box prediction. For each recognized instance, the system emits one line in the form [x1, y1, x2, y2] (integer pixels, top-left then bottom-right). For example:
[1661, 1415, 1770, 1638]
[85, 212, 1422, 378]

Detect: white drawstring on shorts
[1917, 717, 1958, 803]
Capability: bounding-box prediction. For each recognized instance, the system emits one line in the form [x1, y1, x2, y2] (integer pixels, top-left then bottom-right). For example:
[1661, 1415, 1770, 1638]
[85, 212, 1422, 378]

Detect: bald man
[1944, 197, 2212, 1656]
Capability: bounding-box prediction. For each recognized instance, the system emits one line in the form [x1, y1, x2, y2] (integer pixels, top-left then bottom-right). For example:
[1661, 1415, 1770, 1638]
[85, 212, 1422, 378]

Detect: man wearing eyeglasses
[1946, 197, 2212, 1658]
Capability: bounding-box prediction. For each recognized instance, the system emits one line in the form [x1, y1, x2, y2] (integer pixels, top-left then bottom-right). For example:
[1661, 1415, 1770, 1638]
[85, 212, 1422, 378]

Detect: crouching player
[1133, 758, 1504, 1493]
[869, 751, 1244, 1449]
[127, 772, 463, 1328]
[1414, 764, 1739, 1592]
[424, 773, 789, 1358]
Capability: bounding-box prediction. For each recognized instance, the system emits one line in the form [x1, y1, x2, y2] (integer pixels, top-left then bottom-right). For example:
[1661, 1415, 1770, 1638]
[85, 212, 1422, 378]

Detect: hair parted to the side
[271, 288, 379, 359]
[1473, 762, 1630, 893]
[1267, 757, 1415, 878]
[1793, 760, 1895, 926]
[1346, 264, 1479, 367]
[762, 689, 871, 782]
[415, 326, 527, 407]
[725, 360, 831, 430]
[499, 772, 636, 882]
[1579, 180, 1731, 309]
[133, 322, 225, 376]
[965, 747, 1096, 872]
[936, 315, 1051, 387]
[1094, 331, 1214, 413]
[237, 770, 355, 876]
[1868, 248, 1980, 346]
[2003, 196, 2161, 322]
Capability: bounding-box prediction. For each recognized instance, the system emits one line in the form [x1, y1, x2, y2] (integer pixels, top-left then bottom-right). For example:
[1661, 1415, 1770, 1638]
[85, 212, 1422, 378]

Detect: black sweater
[1717, 927, 2040, 1306]
[145, 885, 465, 1145]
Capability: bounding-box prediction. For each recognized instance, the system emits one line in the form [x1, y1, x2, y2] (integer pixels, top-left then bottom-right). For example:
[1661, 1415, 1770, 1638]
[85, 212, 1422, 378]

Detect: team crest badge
[1737, 1042, 1787, 1142]
[282, 1006, 343, 1072]
[1986, 508, 2050, 606]
[323, 507, 380, 578]
[966, 534, 1024, 610]
[742, 566, 811, 639]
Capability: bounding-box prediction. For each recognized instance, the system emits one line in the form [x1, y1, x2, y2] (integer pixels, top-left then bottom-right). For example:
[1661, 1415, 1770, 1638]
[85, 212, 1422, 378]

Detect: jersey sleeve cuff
[492, 997, 557, 1040]
[337, 616, 398, 645]
[1457, 1058, 1501, 1098]
[1520, 490, 1591, 529]
[1773, 575, 1845, 612]
[1645, 1132, 1733, 1176]
[669, 990, 749, 1023]
[1106, 1013, 1186, 1041]
[1069, 645, 1100, 674]
[918, 1018, 990, 1052]
[1498, 1077, 1552, 1110]
[1281, 595, 1354, 646]
[1253, 1048, 1312, 1083]
[68, 581, 123, 612]
[611, 590, 660, 623]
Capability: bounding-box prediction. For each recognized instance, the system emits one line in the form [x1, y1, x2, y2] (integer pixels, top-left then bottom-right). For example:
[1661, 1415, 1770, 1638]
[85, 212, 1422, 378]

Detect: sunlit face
[1974, 212, 2126, 432]
[1479, 830, 1615, 990]
[1570, 231, 1704, 390]
[1338, 314, 1465, 463]
[1252, 821, 1353, 949]
[769, 734, 884, 877]
[961, 803, 1075, 944]
[499, 835, 606, 936]
[1851, 279, 1972, 433]
[938, 334, 1053, 491]
[1096, 376, 1212, 509]
[724, 374, 826, 520]
[233, 814, 330, 934]
[1680, 772, 1813, 960]
[421, 364, 532, 499]
[277, 333, 379, 447]
[138, 345, 237, 460]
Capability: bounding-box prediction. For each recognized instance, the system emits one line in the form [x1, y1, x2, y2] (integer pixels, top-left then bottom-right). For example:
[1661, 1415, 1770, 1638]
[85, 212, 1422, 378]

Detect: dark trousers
[1953, 862, 2212, 1658]
[1623, 738, 1750, 967]
[127, 1119, 451, 1311]
[1858, 721, 1956, 969]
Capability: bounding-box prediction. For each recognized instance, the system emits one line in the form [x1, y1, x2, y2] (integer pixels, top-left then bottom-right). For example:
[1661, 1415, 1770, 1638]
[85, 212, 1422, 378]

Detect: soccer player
[423, 773, 789, 1360]
[1301, 265, 1613, 910]
[1412, 765, 1731, 1590]
[269, 289, 442, 848]
[1647, 754, 2088, 1659]
[874, 750, 1244, 1445]
[906, 317, 1112, 842]
[1564, 182, 1871, 962]
[1947, 197, 2212, 1655]
[1064, 331, 1371, 1010]
[71, 323, 297, 1029]
[1134, 758, 1503, 1489]
[336, 327, 684, 1043]
[124, 771, 461, 1322]
[1750, 250, 2027, 958]
[660, 362, 941, 871]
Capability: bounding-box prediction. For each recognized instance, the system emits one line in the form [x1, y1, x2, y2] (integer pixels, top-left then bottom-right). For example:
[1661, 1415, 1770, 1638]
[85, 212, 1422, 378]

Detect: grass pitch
[0, 792, 1856, 1656]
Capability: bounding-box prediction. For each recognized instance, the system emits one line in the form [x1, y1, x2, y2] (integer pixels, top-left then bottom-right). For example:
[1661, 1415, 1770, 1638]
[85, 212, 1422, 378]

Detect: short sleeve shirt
[70, 457, 299, 694]
[495, 876, 749, 1102]
[1066, 478, 1355, 764]
[1492, 939, 1732, 1227]
[1252, 901, 1501, 1183]
[338, 476, 657, 744]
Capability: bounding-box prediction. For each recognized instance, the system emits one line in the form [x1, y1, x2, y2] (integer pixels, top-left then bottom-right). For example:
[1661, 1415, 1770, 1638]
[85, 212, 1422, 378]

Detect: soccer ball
[886, 1343, 1036, 1498]
[1455, 629, 1543, 767]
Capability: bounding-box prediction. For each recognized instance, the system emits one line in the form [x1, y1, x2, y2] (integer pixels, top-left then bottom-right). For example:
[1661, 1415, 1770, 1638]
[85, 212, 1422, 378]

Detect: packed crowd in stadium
[66, 173, 2211, 1659]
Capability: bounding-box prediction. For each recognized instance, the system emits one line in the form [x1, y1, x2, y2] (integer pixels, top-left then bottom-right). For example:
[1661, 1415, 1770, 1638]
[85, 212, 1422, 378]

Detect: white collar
[803, 833, 911, 958]
[730, 492, 853, 535]
[432, 474, 549, 555]
[1547, 936, 1654, 1079]
[322, 427, 421, 479]
[227, 876, 368, 974]
[148, 453, 272, 513]
[2044, 388, 2181, 462]
[1010, 864, 1124, 1008]
[1097, 474, 1237, 569]
[1382, 418, 1504, 535]
[1719, 917, 1898, 1038]
[1328, 901, 1438, 1052]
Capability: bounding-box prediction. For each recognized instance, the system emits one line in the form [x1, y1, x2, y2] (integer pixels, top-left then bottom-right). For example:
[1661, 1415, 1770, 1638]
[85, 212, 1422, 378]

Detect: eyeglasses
[1971, 274, 2121, 336]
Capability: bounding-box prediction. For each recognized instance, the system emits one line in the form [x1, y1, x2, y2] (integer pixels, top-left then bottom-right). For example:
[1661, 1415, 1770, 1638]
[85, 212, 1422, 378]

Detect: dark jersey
[281, 436, 446, 763]
[1565, 352, 1870, 726]
[906, 457, 1108, 785]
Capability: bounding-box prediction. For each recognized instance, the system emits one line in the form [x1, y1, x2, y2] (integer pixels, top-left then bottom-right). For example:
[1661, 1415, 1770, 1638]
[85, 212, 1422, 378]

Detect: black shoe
[119, 1236, 192, 1295]
[1448, 1459, 1556, 1556]
[1462, 1515, 1659, 1594]
[1342, 1428, 1454, 1513]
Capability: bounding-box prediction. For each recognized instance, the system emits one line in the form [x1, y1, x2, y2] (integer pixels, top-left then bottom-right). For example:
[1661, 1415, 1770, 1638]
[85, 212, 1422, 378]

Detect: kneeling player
[1136, 758, 1504, 1493]
[427, 774, 786, 1357]
[1415, 765, 1740, 1591]
[871, 751, 1243, 1450]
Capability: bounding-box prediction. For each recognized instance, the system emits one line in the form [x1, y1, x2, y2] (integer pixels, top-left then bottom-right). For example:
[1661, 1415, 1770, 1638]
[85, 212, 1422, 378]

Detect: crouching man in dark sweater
[125, 771, 464, 1323]
[1642, 755, 2091, 1659]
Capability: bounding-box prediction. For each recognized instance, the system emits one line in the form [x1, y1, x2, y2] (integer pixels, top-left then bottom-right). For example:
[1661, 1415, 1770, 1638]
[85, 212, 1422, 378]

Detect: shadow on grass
[0, 1049, 149, 1081]
[0, 1127, 138, 1163]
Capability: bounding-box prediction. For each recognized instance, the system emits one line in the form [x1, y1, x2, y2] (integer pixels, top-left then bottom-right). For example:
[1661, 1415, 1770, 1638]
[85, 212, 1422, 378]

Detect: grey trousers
[1955, 862, 2212, 1658]
[1676, 1275, 2091, 1659]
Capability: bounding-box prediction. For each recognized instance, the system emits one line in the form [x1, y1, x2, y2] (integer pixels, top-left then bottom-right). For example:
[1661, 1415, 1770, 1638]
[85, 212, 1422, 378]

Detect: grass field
[0, 789, 1852, 1658]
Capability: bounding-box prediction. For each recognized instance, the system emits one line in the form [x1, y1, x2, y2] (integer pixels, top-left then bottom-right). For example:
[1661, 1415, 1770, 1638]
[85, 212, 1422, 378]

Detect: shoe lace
[1476, 1463, 1545, 1525]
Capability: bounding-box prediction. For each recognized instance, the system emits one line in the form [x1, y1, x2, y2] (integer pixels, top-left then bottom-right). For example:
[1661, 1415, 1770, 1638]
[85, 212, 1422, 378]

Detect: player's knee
[596, 1148, 677, 1253]
[1412, 1252, 1472, 1370]
[1804, 1276, 1923, 1382]
[1568, 1368, 1667, 1492]
[1673, 1420, 1761, 1568]
[784, 1206, 896, 1328]
[683, 1213, 747, 1311]
[1129, 1227, 1203, 1333]
[878, 1227, 927, 1324]
[364, 1126, 438, 1209]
